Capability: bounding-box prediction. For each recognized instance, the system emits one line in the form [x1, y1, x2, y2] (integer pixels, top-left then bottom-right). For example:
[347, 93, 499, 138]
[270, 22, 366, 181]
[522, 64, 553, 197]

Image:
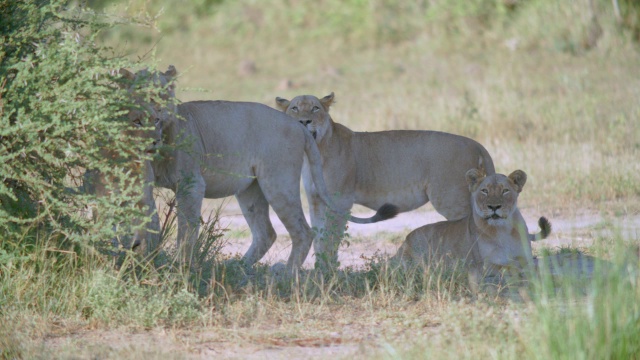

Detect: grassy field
[98, 0, 640, 213]
[2, 0, 640, 358]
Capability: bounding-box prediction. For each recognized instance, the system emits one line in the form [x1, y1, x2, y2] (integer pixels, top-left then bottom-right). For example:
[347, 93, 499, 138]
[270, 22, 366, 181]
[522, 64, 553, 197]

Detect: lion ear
[320, 92, 335, 109]
[466, 168, 485, 192]
[508, 170, 527, 193]
[120, 68, 135, 80]
[163, 65, 177, 79]
[118, 68, 135, 88]
[275, 97, 290, 111]
[162, 65, 178, 91]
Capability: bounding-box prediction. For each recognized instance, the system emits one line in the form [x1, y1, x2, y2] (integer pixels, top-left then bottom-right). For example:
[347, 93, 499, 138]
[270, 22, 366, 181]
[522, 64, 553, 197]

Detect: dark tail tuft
[373, 203, 400, 222]
[348, 203, 399, 224]
[538, 216, 552, 240]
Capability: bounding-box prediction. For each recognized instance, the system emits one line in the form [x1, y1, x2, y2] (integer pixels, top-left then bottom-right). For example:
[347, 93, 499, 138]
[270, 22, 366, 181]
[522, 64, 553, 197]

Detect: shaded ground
[42, 199, 640, 359]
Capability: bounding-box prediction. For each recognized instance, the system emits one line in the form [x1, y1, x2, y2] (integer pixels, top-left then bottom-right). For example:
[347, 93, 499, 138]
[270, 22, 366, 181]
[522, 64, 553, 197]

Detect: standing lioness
[275, 92, 497, 267]
[394, 167, 551, 283]
[120, 68, 393, 272]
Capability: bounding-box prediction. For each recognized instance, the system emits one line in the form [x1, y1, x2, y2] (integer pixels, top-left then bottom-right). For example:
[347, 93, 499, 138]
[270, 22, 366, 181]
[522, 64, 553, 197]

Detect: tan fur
[394, 169, 551, 281]
[275, 92, 497, 266]
[120, 67, 383, 271]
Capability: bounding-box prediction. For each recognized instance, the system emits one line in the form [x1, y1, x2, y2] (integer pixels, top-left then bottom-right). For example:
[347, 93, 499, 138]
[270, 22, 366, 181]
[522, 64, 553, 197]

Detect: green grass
[521, 251, 640, 359]
[4, 232, 638, 358]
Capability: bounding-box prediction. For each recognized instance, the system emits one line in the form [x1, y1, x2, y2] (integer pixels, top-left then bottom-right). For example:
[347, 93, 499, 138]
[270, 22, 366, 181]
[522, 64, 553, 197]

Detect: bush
[0, 0, 156, 256]
[617, 0, 640, 42]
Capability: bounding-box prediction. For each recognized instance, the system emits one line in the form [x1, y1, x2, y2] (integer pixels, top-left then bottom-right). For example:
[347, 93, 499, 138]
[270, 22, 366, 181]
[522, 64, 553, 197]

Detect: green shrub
[0, 0, 158, 255]
[617, 0, 640, 42]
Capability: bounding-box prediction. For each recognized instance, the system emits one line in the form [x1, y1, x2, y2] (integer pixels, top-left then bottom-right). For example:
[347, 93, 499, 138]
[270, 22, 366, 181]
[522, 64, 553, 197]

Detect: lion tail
[302, 129, 399, 224]
[302, 128, 344, 213]
[348, 203, 399, 224]
[529, 216, 552, 241]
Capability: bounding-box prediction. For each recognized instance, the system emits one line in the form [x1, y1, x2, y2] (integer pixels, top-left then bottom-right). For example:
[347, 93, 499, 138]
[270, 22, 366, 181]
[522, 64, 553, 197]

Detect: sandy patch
[199, 198, 640, 268]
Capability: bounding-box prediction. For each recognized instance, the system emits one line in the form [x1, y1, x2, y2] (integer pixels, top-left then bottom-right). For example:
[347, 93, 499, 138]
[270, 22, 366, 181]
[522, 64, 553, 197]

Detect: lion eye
[133, 119, 143, 127]
[480, 189, 488, 195]
[154, 118, 161, 126]
[502, 189, 510, 195]
[312, 106, 320, 113]
[291, 106, 299, 112]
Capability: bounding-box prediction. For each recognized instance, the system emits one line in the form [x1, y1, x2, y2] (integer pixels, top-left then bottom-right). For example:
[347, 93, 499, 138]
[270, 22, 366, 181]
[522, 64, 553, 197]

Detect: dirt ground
[43, 199, 640, 359]
[45, 327, 369, 359]
[206, 199, 640, 268]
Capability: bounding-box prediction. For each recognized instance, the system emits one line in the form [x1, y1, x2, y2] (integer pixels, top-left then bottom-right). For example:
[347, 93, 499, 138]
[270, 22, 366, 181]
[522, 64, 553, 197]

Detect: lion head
[275, 92, 334, 142]
[464, 167, 533, 272]
[465, 168, 526, 227]
[119, 65, 178, 152]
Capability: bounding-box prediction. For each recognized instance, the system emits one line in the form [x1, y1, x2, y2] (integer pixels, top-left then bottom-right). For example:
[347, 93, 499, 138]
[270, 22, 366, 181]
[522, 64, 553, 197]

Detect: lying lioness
[394, 167, 551, 283]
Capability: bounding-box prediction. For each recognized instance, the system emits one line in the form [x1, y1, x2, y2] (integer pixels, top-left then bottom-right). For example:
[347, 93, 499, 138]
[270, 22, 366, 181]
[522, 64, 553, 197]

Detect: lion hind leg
[259, 182, 314, 272]
[428, 183, 471, 221]
[237, 182, 277, 267]
[277, 208, 315, 272]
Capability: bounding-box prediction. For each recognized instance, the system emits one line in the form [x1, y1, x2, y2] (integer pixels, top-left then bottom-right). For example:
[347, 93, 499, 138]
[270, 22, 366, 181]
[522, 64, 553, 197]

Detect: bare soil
[207, 199, 640, 268]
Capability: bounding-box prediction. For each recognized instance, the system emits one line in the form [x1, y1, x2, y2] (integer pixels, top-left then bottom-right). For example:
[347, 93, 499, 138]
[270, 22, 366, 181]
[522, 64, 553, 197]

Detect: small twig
[160, 198, 176, 237]
[612, 0, 622, 23]
[136, 35, 164, 63]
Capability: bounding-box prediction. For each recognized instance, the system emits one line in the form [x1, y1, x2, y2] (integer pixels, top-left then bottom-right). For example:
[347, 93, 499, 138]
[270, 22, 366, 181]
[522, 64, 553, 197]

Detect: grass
[521, 252, 640, 360]
[2, 0, 640, 358]
[3, 227, 639, 358]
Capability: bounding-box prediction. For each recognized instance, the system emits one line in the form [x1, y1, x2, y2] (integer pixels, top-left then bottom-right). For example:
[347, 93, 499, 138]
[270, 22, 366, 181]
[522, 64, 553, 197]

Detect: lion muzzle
[145, 139, 161, 154]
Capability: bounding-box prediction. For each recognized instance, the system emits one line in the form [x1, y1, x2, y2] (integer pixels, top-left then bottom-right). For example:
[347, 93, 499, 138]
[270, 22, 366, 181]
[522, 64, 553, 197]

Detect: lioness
[275, 92, 500, 266]
[120, 67, 394, 271]
[394, 167, 551, 283]
[84, 85, 162, 258]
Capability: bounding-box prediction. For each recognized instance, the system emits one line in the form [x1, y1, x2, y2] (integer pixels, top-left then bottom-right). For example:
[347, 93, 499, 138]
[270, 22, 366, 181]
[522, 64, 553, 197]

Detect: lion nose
[488, 205, 501, 212]
[299, 119, 312, 125]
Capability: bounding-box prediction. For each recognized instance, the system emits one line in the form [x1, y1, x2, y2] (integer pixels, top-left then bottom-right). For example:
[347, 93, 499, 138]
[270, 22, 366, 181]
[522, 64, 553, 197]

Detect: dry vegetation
[2, 0, 640, 358]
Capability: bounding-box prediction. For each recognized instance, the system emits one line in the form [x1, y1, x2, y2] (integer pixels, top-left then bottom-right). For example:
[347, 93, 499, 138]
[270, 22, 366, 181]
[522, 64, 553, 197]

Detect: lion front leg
[132, 198, 161, 259]
[132, 162, 161, 260]
[309, 193, 350, 271]
[175, 175, 205, 267]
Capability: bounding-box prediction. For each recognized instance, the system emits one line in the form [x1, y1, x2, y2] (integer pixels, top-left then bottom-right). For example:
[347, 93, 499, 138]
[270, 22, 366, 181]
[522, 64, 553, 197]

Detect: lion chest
[476, 226, 525, 268]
